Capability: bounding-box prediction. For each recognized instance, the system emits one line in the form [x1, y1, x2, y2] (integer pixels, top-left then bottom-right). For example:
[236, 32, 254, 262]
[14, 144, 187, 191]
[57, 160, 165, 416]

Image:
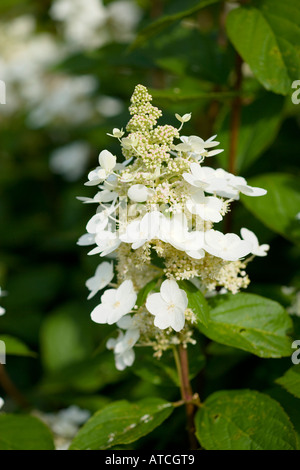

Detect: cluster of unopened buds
[78, 85, 269, 370]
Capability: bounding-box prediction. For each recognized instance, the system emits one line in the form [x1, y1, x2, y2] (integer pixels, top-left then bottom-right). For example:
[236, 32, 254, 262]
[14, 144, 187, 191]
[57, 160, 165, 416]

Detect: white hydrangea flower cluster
[0, 15, 96, 125]
[34, 405, 90, 450]
[282, 286, 300, 317]
[49, 141, 91, 181]
[50, 0, 141, 51]
[0, 12, 125, 129]
[78, 85, 269, 369]
[0, 287, 6, 317]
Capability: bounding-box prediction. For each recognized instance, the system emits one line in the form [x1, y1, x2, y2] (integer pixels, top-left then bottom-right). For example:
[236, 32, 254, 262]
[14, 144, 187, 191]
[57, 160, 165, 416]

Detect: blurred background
[0, 0, 299, 449]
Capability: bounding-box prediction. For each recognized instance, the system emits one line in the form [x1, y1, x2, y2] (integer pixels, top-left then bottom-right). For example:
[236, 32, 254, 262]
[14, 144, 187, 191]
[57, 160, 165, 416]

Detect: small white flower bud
[175, 113, 192, 123]
[107, 128, 124, 139]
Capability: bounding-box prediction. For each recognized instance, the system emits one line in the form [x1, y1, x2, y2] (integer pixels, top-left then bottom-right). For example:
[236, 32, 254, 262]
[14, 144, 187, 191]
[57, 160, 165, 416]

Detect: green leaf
[0, 335, 37, 358]
[276, 366, 300, 399]
[197, 293, 293, 358]
[0, 0, 30, 14]
[136, 277, 160, 308]
[216, 94, 284, 172]
[150, 87, 244, 103]
[266, 386, 300, 448]
[69, 398, 173, 450]
[155, 28, 234, 85]
[130, 0, 222, 50]
[241, 173, 300, 244]
[178, 280, 209, 327]
[195, 389, 297, 450]
[0, 415, 55, 450]
[226, 0, 300, 95]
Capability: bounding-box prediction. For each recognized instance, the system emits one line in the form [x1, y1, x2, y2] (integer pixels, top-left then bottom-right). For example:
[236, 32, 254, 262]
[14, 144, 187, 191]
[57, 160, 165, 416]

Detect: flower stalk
[173, 345, 199, 449]
[0, 364, 29, 410]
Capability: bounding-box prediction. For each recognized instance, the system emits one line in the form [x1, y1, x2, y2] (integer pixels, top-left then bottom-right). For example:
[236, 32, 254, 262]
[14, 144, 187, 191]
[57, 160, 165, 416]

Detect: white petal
[95, 261, 114, 278]
[106, 335, 120, 350]
[99, 150, 116, 172]
[170, 307, 186, 332]
[160, 280, 188, 310]
[154, 312, 172, 330]
[91, 303, 111, 324]
[98, 189, 118, 203]
[115, 354, 127, 371]
[120, 220, 141, 244]
[183, 172, 200, 187]
[131, 239, 147, 250]
[206, 134, 218, 142]
[190, 162, 204, 178]
[77, 233, 95, 246]
[116, 280, 137, 312]
[117, 315, 134, 329]
[100, 239, 121, 257]
[114, 328, 140, 354]
[141, 211, 162, 239]
[146, 292, 167, 317]
[100, 288, 117, 304]
[86, 262, 114, 299]
[87, 246, 102, 255]
[121, 349, 135, 367]
[128, 184, 150, 203]
[160, 280, 178, 304]
[86, 213, 108, 234]
[253, 244, 270, 257]
[186, 194, 223, 222]
[186, 248, 205, 259]
[240, 227, 258, 245]
[238, 185, 267, 197]
[205, 148, 224, 157]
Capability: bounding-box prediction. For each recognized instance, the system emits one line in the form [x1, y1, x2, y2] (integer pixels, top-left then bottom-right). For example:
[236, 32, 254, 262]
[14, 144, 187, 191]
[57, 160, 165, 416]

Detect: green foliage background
[0, 0, 300, 450]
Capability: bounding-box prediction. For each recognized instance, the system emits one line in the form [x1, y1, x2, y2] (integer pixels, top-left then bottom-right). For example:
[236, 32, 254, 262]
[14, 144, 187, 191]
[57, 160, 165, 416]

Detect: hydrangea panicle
[79, 84, 268, 370]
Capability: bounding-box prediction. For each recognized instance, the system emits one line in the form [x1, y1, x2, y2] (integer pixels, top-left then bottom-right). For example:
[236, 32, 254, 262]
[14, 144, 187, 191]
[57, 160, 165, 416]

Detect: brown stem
[228, 54, 243, 175]
[205, 2, 228, 139]
[150, 0, 165, 89]
[205, 86, 221, 138]
[218, 1, 227, 49]
[225, 54, 243, 233]
[177, 345, 199, 450]
[150, 0, 163, 19]
[0, 364, 30, 410]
